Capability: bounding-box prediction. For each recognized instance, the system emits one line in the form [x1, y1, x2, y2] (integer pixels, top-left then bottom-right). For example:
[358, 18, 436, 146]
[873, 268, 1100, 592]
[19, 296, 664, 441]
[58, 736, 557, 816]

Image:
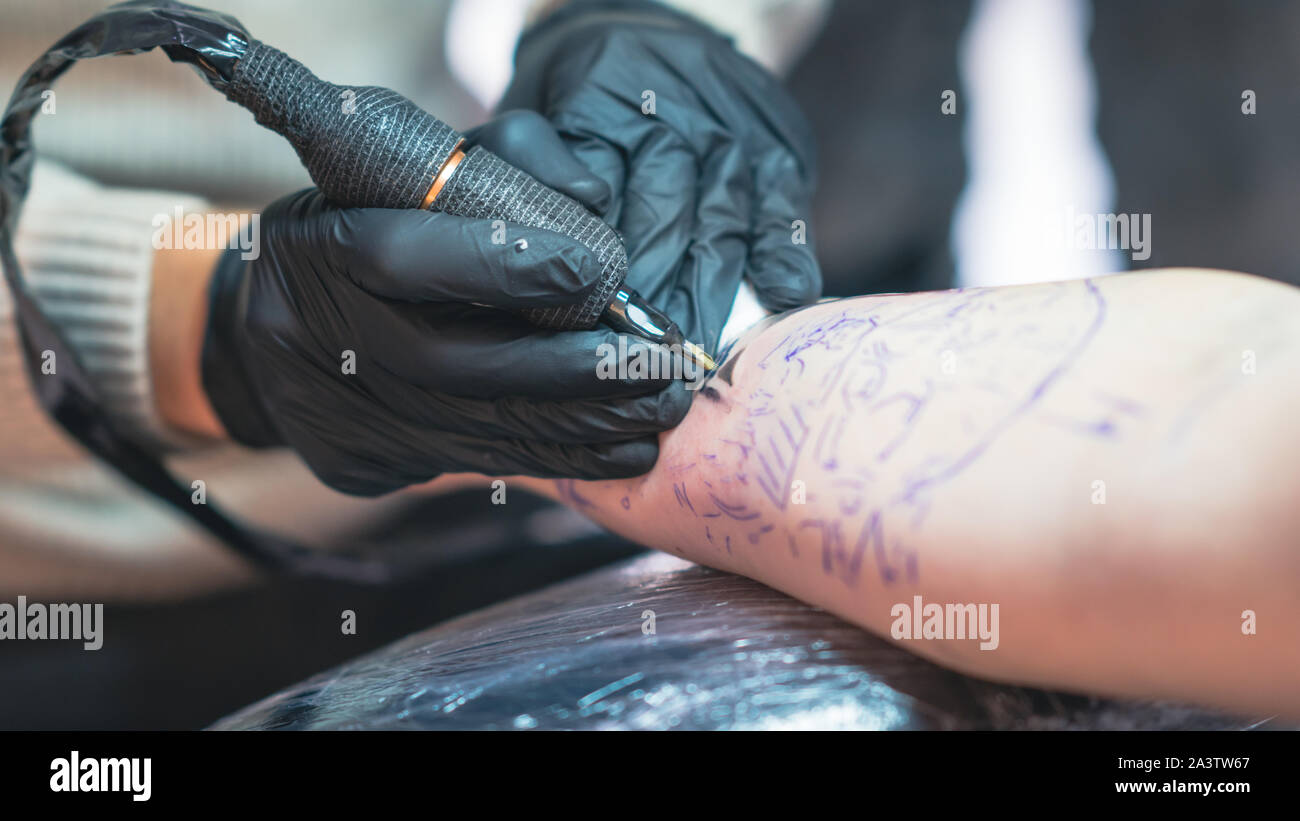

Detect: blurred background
[1, 0, 1297, 728]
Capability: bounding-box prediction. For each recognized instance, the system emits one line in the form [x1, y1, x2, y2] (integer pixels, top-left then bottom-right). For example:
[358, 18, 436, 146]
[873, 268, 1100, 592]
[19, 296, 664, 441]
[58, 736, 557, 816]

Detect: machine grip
[434, 147, 625, 329]
[224, 39, 622, 329]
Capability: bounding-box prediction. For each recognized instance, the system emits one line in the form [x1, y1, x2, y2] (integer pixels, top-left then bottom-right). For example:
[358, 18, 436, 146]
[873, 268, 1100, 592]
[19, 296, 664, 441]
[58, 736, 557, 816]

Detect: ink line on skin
[691, 281, 1109, 588]
[701, 300, 847, 398]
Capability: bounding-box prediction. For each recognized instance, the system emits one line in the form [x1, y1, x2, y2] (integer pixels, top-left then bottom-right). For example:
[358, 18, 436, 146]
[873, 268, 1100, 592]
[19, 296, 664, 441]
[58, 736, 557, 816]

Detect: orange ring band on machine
[413, 137, 716, 372]
[421, 139, 467, 210]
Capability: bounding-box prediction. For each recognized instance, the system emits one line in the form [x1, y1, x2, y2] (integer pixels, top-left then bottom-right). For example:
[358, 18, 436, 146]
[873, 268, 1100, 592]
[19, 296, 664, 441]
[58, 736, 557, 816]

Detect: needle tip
[682, 340, 717, 372]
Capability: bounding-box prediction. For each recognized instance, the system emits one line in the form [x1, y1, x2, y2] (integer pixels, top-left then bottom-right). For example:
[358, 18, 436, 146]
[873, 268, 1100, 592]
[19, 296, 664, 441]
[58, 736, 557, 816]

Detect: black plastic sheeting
[212, 553, 1287, 730]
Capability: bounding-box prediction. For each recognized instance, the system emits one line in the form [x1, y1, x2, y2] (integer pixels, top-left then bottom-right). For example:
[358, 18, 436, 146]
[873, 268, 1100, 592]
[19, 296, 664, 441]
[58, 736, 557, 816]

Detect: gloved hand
[499, 0, 823, 355]
[202, 114, 689, 496]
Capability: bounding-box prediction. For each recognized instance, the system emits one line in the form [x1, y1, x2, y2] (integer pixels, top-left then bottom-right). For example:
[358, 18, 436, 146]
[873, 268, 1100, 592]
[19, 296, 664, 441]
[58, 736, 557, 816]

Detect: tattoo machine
[175, 0, 719, 368]
[226, 32, 714, 369]
[0, 0, 714, 581]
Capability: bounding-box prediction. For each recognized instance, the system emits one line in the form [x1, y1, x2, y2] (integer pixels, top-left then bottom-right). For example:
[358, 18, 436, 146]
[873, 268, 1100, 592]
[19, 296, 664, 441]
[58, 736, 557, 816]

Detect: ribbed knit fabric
[0, 162, 403, 601]
[5, 160, 208, 457]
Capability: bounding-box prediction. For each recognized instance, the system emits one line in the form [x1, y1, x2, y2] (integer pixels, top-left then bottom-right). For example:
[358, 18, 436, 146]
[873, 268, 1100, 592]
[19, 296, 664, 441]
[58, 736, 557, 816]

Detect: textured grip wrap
[436, 147, 626, 329]
[223, 39, 622, 329]
[224, 40, 460, 209]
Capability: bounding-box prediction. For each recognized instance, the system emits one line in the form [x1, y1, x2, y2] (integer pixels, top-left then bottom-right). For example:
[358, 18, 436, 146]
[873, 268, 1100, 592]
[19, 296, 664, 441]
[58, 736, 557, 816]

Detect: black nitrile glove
[499, 0, 823, 356]
[202, 113, 690, 496]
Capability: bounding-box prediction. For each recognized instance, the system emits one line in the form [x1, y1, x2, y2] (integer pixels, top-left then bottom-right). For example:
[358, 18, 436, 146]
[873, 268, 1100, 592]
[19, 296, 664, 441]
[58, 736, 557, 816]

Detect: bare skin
[150, 243, 225, 438]
[500, 269, 1300, 719]
[151, 244, 1300, 717]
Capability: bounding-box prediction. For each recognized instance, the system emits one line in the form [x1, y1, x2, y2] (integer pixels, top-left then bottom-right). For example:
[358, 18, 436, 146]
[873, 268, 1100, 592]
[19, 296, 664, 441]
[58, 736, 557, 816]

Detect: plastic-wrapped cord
[0, 0, 632, 579]
[223, 39, 626, 329]
[0, 0, 390, 583]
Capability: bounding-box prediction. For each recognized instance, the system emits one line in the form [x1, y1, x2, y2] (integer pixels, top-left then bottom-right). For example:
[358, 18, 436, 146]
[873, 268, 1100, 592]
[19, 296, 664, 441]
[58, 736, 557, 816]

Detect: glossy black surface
[214, 553, 1285, 730]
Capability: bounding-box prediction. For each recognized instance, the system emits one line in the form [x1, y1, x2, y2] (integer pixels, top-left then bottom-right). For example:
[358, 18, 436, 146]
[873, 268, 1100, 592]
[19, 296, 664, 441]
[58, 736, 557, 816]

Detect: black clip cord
[0, 0, 392, 584]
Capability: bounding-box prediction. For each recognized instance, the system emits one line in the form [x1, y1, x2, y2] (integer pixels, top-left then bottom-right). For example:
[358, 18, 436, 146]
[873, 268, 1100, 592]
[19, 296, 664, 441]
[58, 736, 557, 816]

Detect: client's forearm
[515, 268, 1300, 717]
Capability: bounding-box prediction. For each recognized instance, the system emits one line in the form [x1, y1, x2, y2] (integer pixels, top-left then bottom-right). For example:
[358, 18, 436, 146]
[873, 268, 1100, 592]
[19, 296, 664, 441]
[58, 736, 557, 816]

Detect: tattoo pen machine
[0, 0, 714, 583]
[175, 2, 710, 369]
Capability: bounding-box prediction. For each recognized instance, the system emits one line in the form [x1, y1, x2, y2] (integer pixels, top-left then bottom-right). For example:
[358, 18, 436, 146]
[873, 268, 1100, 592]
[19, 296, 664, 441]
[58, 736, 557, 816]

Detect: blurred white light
[445, 0, 531, 111]
[952, 0, 1123, 288]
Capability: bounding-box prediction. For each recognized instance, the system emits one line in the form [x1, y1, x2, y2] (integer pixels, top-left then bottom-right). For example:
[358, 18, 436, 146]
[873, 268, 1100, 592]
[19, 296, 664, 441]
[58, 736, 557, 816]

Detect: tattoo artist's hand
[497, 0, 823, 355]
[201, 113, 689, 495]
